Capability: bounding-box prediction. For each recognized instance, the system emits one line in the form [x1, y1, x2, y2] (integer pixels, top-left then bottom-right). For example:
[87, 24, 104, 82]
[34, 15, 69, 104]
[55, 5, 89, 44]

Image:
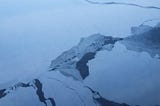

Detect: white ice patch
[85, 42, 160, 106]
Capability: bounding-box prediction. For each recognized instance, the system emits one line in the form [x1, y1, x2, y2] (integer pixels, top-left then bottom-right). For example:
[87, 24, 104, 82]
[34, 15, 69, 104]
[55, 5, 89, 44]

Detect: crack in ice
[85, 0, 160, 10]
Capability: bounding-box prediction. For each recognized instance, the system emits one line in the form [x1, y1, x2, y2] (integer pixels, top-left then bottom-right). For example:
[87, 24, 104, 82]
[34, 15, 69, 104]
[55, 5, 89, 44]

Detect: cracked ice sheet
[40, 71, 96, 106]
[0, 0, 160, 85]
[84, 42, 160, 106]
